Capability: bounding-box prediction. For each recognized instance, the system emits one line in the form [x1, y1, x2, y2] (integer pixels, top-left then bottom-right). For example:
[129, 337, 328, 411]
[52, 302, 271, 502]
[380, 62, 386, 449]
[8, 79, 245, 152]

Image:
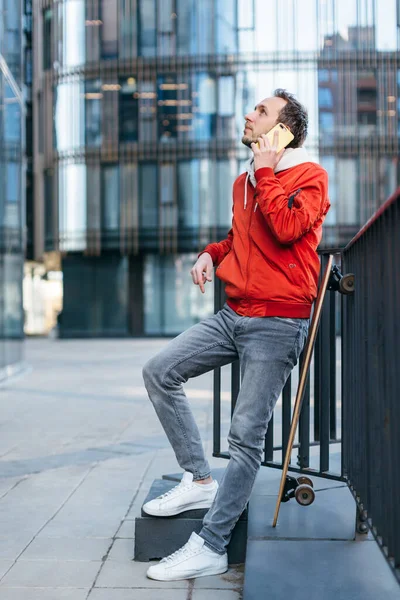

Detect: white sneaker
[146, 531, 228, 581]
[142, 472, 218, 517]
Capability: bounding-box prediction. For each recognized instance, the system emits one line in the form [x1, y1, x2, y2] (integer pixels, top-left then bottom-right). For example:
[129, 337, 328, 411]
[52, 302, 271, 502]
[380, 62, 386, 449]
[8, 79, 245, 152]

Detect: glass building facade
[31, 0, 400, 336]
[0, 0, 29, 378]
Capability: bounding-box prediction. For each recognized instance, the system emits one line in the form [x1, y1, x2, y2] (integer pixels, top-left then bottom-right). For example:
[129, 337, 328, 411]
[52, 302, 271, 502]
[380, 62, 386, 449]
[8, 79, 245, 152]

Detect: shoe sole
[147, 564, 228, 581]
[143, 499, 216, 517]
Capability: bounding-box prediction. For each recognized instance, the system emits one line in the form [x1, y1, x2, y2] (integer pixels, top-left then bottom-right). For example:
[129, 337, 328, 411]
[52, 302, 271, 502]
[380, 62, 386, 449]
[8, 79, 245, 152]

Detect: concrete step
[134, 468, 247, 564]
[243, 468, 400, 599]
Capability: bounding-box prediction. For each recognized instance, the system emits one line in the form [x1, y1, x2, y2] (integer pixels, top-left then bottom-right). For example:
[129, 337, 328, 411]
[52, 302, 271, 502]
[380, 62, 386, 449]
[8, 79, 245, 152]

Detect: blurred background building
[0, 0, 31, 380]
[3, 0, 399, 346]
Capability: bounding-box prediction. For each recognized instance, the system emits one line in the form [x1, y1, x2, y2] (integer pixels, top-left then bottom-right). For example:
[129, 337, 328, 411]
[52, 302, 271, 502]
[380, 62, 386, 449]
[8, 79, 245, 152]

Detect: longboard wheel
[296, 476, 313, 488]
[339, 273, 355, 294]
[295, 484, 315, 506]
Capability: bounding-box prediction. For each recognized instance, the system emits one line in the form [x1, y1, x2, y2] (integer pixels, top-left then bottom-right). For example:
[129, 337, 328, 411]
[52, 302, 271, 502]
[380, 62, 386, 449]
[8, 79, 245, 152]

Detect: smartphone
[257, 122, 294, 152]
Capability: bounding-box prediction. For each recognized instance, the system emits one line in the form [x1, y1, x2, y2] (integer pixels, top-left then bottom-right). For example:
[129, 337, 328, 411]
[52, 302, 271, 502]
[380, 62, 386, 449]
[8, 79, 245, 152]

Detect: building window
[177, 0, 196, 55]
[157, 0, 175, 56]
[61, 0, 85, 67]
[216, 0, 237, 54]
[178, 161, 199, 228]
[85, 80, 102, 147]
[101, 165, 120, 232]
[119, 77, 138, 142]
[318, 87, 333, 109]
[319, 112, 334, 134]
[157, 76, 178, 140]
[139, 0, 156, 57]
[139, 163, 158, 230]
[120, 0, 137, 58]
[44, 169, 53, 247]
[101, 0, 118, 59]
[43, 8, 52, 70]
[54, 81, 85, 151]
[58, 163, 87, 252]
[193, 74, 217, 140]
[138, 81, 157, 141]
[217, 76, 235, 137]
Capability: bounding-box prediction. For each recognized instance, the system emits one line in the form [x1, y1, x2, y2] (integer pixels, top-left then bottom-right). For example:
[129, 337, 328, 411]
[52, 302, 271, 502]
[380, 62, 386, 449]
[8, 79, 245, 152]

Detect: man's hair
[273, 88, 308, 148]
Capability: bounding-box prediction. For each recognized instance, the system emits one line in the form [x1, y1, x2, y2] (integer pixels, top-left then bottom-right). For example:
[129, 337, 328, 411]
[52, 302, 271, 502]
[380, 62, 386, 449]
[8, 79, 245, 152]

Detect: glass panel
[218, 76, 235, 137]
[197, 0, 214, 54]
[119, 76, 138, 142]
[4, 83, 21, 142]
[160, 164, 176, 229]
[216, 0, 237, 54]
[43, 8, 52, 70]
[199, 160, 216, 228]
[101, 0, 118, 59]
[216, 160, 236, 227]
[54, 81, 85, 151]
[193, 73, 217, 140]
[58, 163, 87, 252]
[120, 0, 137, 58]
[44, 169, 53, 248]
[178, 161, 199, 228]
[158, 0, 174, 56]
[85, 79, 102, 146]
[139, 0, 156, 57]
[337, 159, 357, 223]
[139, 163, 158, 229]
[157, 75, 178, 140]
[144, 254, 214, 335]
[177, 0, 196, 55]
[62, 0, 85, 67]
[101, 165, 119, 231]
[138, 80, 157, 141]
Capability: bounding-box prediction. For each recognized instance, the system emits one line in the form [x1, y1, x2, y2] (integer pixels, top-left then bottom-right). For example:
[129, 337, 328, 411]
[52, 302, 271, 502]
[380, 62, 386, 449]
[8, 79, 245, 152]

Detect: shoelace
[158, 482, 192, 500]
[161, 541, 198, 564]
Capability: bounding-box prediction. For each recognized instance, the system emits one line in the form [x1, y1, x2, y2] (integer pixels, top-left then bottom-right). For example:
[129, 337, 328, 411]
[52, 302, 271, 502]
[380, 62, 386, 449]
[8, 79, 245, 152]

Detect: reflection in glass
[140, 163, 158, 229]
[177, 0, 196, 55]
[119, 77, 138, 142]
[101, 0, 118, 59]
[61, 0, 85, 67]
[58, 163, 87, 252]
[101, 165, 120, 232]
[178, 161, 199, 228]
[4, 84, 21, 142]
[120, 0, 137, 58]
[216, 0, 237, 54]
[85, 80, 102, 146]
[139, 0, 156, 57]
[144, 254, 214, 335]
[43, 8, 52, 70]
[54, 81, 85, 151]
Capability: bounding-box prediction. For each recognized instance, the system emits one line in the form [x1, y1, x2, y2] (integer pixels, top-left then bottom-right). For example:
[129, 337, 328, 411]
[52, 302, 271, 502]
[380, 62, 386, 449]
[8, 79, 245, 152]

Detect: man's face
[242, 96, 288, 148]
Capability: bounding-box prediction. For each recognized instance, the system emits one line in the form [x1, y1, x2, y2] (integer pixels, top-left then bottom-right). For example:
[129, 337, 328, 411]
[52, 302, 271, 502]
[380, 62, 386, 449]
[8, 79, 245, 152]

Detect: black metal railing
[213, 250, 345, 481]
[342, 187, 400, 582]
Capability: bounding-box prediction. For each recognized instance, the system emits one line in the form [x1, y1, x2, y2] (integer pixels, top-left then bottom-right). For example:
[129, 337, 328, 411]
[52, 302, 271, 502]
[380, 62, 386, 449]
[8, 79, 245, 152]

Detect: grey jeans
[142, 302, 309, 555]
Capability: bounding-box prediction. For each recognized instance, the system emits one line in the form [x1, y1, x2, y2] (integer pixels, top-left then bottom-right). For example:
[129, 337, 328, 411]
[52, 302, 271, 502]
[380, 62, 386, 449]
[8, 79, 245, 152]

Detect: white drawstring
[244, 172, 249, 210]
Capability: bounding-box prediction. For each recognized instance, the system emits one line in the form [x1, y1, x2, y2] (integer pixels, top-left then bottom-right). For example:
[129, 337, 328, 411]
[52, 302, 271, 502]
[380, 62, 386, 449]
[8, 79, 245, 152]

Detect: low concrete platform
[135, 472, 247, 564]
[243, 467, 400, 600]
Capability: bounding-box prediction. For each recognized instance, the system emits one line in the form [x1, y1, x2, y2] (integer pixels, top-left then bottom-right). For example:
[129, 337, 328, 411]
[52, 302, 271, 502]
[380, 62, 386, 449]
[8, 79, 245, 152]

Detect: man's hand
[251, 130, 285, 172]
[190, 253, 213, 294]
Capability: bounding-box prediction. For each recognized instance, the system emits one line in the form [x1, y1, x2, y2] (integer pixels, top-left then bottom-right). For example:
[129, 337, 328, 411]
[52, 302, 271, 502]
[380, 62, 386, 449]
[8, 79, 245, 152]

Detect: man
[142, 89, 330, 581]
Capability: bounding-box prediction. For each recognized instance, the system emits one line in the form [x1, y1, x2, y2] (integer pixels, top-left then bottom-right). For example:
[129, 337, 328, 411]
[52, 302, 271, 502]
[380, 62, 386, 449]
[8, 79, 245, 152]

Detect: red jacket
[200, 161, 330, 318]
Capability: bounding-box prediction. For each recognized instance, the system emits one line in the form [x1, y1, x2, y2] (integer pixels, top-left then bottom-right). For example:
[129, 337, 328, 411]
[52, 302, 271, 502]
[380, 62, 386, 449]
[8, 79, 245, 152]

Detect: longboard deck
[272, 254, 334, 527]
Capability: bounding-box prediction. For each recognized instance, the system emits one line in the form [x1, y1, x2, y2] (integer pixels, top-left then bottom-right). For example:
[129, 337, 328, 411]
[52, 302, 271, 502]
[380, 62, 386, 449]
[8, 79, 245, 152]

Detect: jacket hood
[244, 147, 317, 210]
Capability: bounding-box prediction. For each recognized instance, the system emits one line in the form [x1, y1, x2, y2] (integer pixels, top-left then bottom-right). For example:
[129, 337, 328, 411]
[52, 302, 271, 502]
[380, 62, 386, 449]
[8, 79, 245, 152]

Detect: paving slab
[0, 560, 101, 588]
[193, 564, 244, 589]
[248, 486, 356, 541]
[107, 539, 135, 561]
[193, 591, 241, 600]
[243, 540, 400, 600]
[95, 559, 187, 589]
[21, 538, 112, 561]
[0, 589, 89, 600]
[90, 589, 188, 600]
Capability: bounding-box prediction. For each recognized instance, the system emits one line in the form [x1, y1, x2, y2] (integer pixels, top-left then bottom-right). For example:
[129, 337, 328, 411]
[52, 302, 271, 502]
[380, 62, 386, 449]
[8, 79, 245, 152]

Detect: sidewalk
[0, 338, 243, 599]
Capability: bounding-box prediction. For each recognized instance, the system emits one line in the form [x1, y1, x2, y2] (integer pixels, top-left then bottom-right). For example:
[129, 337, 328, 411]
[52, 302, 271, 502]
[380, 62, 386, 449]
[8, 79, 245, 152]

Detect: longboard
[272, 254, 334, 527]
